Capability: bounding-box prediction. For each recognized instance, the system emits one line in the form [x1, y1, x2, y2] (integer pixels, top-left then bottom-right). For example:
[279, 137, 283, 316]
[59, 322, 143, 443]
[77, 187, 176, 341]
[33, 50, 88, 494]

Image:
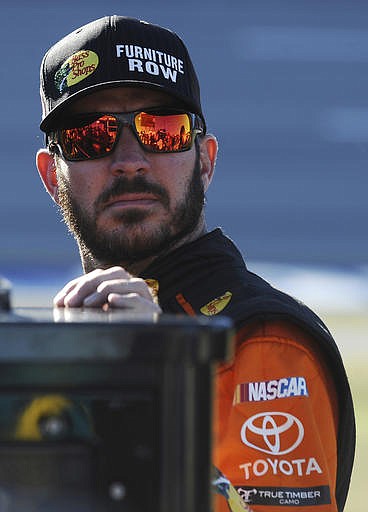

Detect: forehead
[66, 86, 178, 114]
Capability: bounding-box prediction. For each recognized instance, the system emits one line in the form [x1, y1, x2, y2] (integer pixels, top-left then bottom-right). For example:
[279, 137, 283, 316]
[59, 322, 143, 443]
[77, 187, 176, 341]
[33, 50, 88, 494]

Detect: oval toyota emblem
[240, 412, 304, 455]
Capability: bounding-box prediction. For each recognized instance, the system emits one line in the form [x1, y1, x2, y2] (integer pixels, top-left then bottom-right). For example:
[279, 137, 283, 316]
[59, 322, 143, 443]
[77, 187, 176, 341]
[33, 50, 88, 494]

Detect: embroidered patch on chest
[200, 291, 232, 316]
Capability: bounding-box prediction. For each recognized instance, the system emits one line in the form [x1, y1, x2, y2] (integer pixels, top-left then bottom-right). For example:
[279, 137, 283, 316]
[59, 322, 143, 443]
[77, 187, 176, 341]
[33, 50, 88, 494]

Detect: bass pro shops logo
[54, 50, 99, 94]
[240, 412, 304, 455]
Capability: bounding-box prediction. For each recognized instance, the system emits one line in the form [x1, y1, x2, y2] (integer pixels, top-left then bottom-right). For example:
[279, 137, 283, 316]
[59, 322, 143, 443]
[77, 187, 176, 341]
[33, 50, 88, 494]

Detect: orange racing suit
[213, 319, 339, 512]
[142, 228, 355, 512]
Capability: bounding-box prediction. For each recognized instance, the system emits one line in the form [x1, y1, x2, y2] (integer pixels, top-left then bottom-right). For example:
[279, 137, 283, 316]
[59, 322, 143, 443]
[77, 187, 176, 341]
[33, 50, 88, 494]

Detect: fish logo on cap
[54, 50, 99, 94]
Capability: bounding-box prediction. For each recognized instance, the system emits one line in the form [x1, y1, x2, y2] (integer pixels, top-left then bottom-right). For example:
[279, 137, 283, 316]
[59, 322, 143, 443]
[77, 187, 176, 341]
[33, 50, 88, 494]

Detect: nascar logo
[233, 376, 308, 404]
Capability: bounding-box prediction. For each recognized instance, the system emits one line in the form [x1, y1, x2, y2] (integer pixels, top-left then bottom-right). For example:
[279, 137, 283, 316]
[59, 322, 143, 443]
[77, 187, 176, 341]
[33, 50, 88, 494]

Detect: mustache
[96, 176, 170, 210]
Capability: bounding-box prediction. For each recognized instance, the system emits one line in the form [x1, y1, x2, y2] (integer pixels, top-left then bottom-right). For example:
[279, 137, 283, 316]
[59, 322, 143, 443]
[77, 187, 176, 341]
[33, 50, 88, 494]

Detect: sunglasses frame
[48, 107, 204, 161]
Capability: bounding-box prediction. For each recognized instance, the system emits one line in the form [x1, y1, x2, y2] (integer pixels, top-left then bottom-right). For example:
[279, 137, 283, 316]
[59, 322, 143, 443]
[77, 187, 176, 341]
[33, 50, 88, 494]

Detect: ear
[198, 134, 218, 192]
[36, 149, 59, 204]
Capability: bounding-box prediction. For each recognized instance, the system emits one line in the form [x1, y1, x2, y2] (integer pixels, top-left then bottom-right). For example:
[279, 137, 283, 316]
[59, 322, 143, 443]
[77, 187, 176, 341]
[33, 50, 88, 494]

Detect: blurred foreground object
[0, 308, 233, 512]
[0, 277, 11, 311]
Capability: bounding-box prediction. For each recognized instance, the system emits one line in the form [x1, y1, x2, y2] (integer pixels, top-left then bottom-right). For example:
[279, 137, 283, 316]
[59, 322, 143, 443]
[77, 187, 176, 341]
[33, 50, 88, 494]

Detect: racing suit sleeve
[213, 319, 339, 512]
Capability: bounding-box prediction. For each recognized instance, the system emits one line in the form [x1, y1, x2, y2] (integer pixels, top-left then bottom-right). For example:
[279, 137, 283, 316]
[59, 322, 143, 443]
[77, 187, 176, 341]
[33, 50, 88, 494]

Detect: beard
[56, 152, 205, 266]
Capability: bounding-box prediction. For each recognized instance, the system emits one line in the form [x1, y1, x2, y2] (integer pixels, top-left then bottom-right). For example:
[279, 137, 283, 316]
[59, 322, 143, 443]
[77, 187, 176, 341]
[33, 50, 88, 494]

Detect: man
[36, 16, 355, 511]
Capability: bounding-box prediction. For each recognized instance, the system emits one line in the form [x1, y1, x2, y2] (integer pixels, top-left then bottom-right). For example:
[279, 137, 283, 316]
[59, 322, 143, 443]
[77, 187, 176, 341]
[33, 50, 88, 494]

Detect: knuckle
[109, 266, 131, 277]
[96, 281, 110, 294]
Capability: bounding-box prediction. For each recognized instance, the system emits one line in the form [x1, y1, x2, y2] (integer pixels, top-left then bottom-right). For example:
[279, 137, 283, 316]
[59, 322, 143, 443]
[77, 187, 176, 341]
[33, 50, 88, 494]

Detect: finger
[97, 278, 154, 302]
[107, 293, 162, 314]
[82, 279, 155, 308]
[62, 267, 131, 307]
[53, 276, 83, 306]
[53, 269, 107, 306]
[80, 291, 107, 308]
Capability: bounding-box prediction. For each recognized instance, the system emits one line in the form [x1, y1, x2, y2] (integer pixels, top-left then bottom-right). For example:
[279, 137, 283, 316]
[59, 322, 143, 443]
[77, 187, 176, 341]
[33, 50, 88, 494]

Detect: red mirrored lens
[60, 115, 118, 160]
[135, 112, 192, 152]
[58, 111, 194, 160]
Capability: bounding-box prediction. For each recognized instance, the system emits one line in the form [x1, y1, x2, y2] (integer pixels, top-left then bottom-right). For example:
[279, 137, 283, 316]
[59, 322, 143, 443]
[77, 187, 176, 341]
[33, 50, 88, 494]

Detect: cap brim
[40, 80, 203, 133]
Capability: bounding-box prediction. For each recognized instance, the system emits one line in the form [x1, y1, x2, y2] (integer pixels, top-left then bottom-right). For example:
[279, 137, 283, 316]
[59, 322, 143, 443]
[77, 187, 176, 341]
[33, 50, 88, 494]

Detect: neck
[79, 220, 208, 276]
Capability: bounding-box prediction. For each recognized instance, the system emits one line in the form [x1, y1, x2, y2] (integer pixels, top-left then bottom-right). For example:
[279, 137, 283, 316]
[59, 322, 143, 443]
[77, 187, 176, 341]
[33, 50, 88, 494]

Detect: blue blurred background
[1, 0, 368, 311]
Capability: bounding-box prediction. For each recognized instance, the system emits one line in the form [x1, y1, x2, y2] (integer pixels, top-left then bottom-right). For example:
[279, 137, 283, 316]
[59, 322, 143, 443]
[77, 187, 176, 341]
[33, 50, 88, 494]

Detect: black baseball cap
[40, 15, 205, 132]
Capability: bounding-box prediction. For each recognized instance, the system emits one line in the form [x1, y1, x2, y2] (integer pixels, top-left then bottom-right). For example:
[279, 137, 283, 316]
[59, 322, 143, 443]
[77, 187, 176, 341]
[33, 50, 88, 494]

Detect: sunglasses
[49, 108, 204, 161]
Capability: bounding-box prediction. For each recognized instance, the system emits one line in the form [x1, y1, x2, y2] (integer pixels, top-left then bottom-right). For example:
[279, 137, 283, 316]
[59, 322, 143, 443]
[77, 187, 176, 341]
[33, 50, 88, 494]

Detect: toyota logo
[240, 412, 304, 455]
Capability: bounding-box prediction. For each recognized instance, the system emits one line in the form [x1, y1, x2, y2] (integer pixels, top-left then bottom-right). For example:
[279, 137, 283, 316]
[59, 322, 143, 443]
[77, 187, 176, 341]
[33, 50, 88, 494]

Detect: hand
[53, 266, 162, 314]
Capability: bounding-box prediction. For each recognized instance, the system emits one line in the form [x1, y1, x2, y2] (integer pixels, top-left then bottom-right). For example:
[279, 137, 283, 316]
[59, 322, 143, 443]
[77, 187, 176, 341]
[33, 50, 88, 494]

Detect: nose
[109, 126, 150, 176]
